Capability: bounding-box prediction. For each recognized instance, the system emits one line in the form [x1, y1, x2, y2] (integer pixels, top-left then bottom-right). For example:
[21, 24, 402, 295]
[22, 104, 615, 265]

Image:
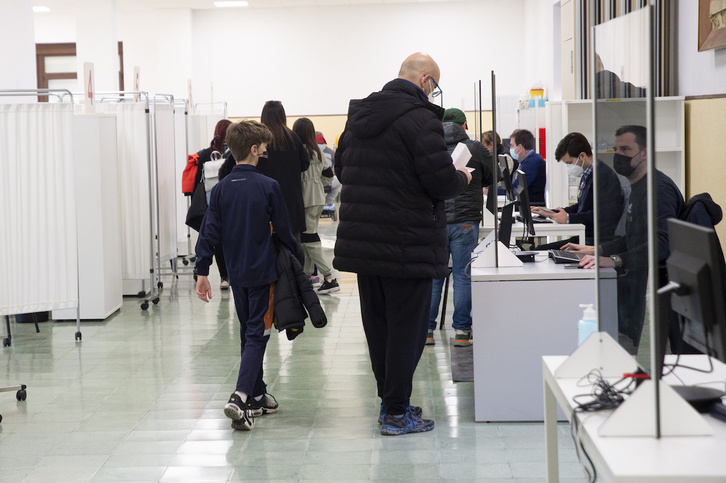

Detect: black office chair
[438, 267, 453, 330]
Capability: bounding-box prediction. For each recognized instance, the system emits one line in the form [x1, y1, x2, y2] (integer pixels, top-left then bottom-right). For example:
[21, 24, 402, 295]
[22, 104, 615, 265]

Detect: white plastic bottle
[578, 304, 597, 345]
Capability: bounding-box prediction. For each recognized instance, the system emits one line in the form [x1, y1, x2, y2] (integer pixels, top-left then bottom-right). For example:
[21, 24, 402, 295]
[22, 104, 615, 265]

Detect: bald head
[398, 52, 440, 95]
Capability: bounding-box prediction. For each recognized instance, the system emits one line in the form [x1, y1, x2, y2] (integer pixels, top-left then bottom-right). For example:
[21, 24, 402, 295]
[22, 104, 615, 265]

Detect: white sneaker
[220, 279, 230, 290]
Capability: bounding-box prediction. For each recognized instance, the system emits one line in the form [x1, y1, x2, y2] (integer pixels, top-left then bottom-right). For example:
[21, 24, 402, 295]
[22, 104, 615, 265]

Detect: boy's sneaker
[380, 407, 435, 436]
[454, 330, 473, 347]
[247, 393, 279, 416]
[425, 331, 435, 346]
[224, 393, 254, 430]
[378, 404, 423, 424]
[220, 278, 230, 290]
[318, 278, 340, 294]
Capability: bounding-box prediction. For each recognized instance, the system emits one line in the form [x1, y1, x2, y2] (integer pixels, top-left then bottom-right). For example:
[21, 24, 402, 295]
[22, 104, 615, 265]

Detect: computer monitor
[666, 219, 726, 361]
[515, 169, 536, 237]
[656, 218, 726, 409]
[498, 154, 515, 202]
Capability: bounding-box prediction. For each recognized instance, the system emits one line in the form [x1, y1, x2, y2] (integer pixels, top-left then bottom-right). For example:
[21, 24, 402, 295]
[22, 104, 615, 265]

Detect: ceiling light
[214, 1, 248, 7]
[33, 6, 51, 13]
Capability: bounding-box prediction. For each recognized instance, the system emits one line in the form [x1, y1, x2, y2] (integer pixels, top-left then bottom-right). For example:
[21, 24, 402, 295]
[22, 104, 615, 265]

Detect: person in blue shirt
[499, 128, 546, 205]
[195, 120, 301, 431]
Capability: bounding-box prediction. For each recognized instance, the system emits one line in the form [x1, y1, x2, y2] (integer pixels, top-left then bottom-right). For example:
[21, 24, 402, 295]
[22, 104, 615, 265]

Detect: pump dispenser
[578, 304, 597, 345]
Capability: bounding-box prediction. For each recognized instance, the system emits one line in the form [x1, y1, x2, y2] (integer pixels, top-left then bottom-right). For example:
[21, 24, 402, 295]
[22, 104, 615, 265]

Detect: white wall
[678, 1, 726, 96]
[191, 0, 529, 116]
[1, 0, 37, 93]
[30, 0, 563, 117]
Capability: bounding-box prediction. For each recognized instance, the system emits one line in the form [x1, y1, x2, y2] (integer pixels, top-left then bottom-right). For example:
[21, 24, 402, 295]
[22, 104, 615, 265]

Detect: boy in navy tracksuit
[195, 120, 300, 430]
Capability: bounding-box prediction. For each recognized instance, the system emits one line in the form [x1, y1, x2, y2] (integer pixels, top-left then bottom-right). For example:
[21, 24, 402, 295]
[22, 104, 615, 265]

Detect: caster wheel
[3, 338, 9, 347]
[16, 390, 26, 401]
[0, 414, 3, 423]
[75, 331, 82, 341]
[182, 259, 189, 266]
[141, 302, 149, 310]
[190, 256, 196, 262]
[137, 291, 146, 298]
[193, 274, 198, 282]
[152, 297, 160, 305]
[158, 281, 163, 289]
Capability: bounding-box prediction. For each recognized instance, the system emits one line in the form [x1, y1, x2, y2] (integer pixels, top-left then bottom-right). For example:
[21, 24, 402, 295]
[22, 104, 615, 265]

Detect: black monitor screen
[515, 169, 535, 237]
[498, 154, 515, 202]
[666, 219, 726, 363]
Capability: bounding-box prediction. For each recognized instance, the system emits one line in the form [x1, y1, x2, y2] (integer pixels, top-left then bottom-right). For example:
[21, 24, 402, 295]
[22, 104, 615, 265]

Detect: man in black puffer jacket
[334, 53, 471, 436]
[428, 108, 493, 348]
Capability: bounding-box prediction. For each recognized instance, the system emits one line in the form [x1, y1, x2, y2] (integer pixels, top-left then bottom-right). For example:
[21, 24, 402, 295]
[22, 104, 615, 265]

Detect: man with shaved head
[334, 52, 471, 436]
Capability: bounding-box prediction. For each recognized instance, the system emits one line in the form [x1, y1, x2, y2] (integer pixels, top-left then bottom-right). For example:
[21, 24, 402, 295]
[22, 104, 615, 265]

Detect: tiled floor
[1, 218, 586, 482]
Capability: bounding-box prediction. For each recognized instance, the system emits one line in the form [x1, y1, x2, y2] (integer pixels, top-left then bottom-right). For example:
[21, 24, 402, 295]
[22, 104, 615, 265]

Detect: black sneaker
[378, 404, 423, 424]
[224, 393, 254, 430]
[248, 393, 279, 416]
[317, 278, 340, 294]
[380, 407, 434, 436]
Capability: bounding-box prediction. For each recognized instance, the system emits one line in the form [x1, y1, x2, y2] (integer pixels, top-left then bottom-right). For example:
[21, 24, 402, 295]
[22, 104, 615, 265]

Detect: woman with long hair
[292, 118, 339, 294]
[259, 101, 309, 236]
[193, 118, 232, 289]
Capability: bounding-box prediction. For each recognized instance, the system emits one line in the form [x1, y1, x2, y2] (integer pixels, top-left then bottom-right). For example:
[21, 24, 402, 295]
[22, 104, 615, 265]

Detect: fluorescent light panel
[33, 6, 51, 13]
[214, 1, 248, 7]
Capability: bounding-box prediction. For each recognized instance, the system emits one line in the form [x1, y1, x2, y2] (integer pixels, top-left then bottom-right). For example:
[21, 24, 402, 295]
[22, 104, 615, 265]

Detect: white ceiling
[34, 0, 462, 14]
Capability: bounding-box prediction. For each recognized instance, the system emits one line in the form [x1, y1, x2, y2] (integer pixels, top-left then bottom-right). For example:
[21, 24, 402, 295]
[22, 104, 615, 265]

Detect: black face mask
[613, 152, 643, 177]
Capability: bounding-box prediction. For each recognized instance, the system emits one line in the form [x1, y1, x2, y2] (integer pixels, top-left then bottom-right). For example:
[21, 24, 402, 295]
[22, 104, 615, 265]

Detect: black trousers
[357, 274, 432, 415]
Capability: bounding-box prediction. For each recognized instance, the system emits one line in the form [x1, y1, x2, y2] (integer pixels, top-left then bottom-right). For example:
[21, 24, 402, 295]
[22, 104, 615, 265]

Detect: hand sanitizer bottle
[578, 304, 597, 345]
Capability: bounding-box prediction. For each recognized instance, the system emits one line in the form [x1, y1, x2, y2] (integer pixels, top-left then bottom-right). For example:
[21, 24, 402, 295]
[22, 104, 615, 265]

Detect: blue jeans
[429, 222, 479, 332]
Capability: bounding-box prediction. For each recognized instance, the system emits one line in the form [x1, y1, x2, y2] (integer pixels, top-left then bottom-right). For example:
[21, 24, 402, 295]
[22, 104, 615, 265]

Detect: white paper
[451, 142, 472, 170]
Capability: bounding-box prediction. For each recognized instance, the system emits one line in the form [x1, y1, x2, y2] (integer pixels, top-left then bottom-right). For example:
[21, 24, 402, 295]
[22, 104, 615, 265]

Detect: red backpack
[181, 152, 199, 195]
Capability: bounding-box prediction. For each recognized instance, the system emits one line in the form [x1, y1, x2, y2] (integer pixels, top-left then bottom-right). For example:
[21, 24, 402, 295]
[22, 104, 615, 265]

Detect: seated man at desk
[532, 132, 624, 246]
[563, 125, 684, 351]
[498, 129, 546, 205]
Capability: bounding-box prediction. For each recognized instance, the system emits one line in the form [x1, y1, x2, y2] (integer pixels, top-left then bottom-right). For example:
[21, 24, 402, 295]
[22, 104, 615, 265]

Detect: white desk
[543, 355, 726, 482]
[471, 260, 617, 421]
[480, 220, 586, 245]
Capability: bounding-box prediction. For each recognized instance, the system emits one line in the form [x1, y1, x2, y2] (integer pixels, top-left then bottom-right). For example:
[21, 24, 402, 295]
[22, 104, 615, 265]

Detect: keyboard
[549, 250, 585, 264]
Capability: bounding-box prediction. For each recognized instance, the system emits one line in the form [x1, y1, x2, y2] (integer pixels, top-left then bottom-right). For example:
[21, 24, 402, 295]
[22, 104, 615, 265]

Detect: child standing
[195, 120, 301, 430]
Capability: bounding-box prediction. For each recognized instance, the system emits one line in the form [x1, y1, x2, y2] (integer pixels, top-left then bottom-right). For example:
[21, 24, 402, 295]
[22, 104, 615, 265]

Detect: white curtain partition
[154, 104, 177, 264]
[97, 102, 151, 282]
[0, 104, 78, 316]
[173, 104, 190, 251]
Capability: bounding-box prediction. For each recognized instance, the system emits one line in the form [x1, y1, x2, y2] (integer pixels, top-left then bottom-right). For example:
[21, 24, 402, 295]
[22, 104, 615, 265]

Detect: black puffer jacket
[442, 122, 493, 224]
[333, 78, 468, 279]
[274, 244, 327, 336]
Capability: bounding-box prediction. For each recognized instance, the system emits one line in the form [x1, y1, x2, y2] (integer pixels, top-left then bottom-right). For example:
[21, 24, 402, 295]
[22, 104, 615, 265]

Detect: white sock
[253, 394, 264, 401]
[235, 391, 248, 402]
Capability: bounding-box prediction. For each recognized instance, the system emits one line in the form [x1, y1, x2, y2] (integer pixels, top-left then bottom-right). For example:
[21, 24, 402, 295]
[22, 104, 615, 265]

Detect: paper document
[451, 142, 472, 170]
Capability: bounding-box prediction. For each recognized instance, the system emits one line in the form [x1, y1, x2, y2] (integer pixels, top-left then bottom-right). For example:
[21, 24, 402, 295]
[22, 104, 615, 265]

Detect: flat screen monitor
[498, 154, 515, 202]
[666, 219, 726, 362]
[515, 169, 535, 237]
[656, 218, 726, 409]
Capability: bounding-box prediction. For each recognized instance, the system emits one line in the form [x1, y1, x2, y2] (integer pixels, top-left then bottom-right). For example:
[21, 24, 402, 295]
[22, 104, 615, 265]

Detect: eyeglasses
[429, 77, 443, 98]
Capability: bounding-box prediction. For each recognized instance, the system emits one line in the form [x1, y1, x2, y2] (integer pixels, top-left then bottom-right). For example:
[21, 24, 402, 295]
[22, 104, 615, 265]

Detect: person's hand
[580, 255, 614, 270]
[196, 275, 212, 303]
[561, 243, 595, 255]
[549, 208, 567, 224]
[458, 167, 473, 184]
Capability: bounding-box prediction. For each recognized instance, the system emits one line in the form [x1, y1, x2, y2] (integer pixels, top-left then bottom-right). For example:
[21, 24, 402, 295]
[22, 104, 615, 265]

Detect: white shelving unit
[546, 97, 686, 208]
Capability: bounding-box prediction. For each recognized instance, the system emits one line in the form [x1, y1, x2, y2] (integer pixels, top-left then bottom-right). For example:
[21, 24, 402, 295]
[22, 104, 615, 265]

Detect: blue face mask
[510, 147, 519, 161]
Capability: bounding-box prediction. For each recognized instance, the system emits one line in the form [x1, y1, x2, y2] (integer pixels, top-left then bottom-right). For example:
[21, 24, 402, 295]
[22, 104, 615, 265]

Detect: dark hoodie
[333, 78, 468, 279]
[441, 122, 493, 224]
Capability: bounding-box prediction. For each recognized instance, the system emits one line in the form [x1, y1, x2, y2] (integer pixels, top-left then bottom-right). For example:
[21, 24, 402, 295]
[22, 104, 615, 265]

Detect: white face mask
[564, 156, 584, 177]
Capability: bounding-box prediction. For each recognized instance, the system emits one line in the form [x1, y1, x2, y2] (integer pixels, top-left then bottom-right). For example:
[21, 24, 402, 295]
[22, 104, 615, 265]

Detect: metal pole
[490, 74, 499, 267]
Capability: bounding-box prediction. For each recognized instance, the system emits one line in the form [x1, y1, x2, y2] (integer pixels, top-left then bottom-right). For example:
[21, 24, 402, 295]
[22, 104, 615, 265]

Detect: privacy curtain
[0, 103, 78, 315]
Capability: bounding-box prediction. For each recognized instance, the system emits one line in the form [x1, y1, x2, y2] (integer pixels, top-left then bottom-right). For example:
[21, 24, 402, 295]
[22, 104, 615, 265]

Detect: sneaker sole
[224, 403, 246, 421]
[454, 339, 472, 347]
[230, 417, 254, 430]
[318, 287, 340, 294]
[380, 420, 435, 436]
[425, 339, 435, 346]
